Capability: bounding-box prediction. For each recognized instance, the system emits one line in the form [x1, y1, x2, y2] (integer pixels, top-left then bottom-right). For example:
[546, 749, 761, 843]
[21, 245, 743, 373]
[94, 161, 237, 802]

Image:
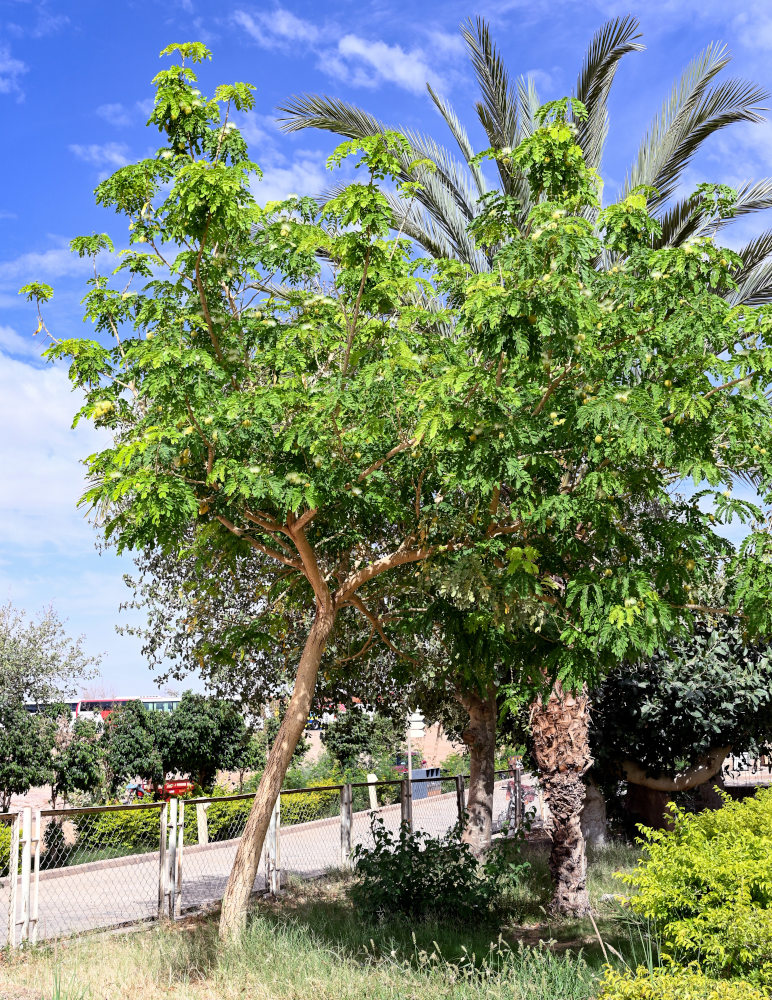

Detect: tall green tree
[279, 12, 772, 879]
[166, 691, 246, 790]
[22, 43, 491, 937]
[51, 717, 103, 808]
[0, 702, 57, 811]
[24, 46, 772, 929]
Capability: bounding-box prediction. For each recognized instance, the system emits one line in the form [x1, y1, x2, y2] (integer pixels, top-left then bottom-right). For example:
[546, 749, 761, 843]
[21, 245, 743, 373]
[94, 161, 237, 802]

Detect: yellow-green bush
[0, 821, 11, 876]
[620, 787, 772, 985]
[281, 783, 339, 826]
[597, 966, 768, 1000]
[74, 804, 161, 856]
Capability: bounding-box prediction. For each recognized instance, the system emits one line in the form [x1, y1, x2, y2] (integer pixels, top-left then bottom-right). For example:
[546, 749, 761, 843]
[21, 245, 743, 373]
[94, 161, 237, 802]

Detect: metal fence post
[400, 778, 413, 832]
[158, 800, 168, 921]
[265, 793, 281, 894]
[340, 783, 352, 868]
[514, 764, 522, 832]
[167, 798, 178, 919]
[7, 812, 19, 948]
[30, 810, 40, 944]
[454, 774, 466, 827]
[173, 800, 184, 918]
[19, 807, 31, 943]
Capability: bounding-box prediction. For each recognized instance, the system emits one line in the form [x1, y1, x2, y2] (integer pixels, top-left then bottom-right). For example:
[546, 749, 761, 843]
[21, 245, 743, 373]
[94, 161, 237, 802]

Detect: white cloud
[252, 154, 330, 204]
[69, 142, 130, 170]
[96, 103, 133, 128]
[0, 244, 91, 286]
[0, 353, 105, 552]
[331, 34, 441, 95]
[0, 44, 27, 99]
[0, 324, 47, 361]
[232, 8, 318, 49]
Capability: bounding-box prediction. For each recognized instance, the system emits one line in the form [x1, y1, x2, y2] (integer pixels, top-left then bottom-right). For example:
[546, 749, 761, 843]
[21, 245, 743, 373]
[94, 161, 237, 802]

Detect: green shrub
[620, 786, 772, 985]
[0, 821, 11, 876]
[350, 817, 509, 923]
[206, 796, 251, 841]
[597, 966, 768, 1000]
[74, 804, 160, 856]
[281, 783, 340, 825]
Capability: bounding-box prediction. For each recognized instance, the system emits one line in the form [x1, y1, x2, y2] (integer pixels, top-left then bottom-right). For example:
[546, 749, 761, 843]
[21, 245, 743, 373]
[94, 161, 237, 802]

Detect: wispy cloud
[69, 142, 130, 170]
[0, 44, 27, 99]
[95, 99, 154, 128]
[7, 3, 69, 39]
[0, 244, 92, 285]
[0, 323, 47, 362]
[232, 8, 318, 49]
[324, 35, 443, 95]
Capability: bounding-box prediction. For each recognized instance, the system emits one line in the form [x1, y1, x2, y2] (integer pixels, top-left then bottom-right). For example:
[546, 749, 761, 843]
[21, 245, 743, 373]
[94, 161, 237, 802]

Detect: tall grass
[4, 843, 642, 1000]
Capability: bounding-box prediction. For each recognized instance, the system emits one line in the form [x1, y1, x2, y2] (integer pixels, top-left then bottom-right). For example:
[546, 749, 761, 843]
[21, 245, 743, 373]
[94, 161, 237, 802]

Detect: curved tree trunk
[531, 680, 592, 916]
[218, 601, 335, 940]
[620, 747, 730, 792]
[458, 684, 497, 856]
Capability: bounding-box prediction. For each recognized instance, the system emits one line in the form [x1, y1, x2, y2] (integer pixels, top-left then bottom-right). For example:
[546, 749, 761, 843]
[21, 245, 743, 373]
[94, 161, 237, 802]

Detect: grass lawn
[0, 842, 645, 1000]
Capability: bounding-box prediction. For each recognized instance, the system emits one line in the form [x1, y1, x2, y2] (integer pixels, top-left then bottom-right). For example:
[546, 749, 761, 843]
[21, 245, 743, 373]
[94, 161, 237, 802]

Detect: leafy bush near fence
[206, 793, 252, 842]
[597, 966, 768, 1000]
[0, 821, 11, 875]
[74, 805, 161, 856]
[620, 786, 772, 985]
[282, 783, 340, 825]
[351, 817, 511, 923]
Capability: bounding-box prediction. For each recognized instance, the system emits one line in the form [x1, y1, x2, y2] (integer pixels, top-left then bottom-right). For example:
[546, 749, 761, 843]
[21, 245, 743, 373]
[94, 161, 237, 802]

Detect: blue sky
[1, 0, 771, 696]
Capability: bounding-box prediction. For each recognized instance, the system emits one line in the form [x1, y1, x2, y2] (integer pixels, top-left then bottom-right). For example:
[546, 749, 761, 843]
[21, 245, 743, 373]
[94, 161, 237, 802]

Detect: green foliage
[321, 710, 400, 769]
[75, 804, 160, 854]
[0, 821, 11, 876]
[597, 966, 768, 1000]
[0, 700, 56, 812]
[593, 617, 772, 778]
[52, 718, 103, 806]
[620, 787, 772, 984]
[166, 691, 246, 790]
[281, 782, 340, 825]
[102, 700, 167, 790]
[351, 816, 507, 923]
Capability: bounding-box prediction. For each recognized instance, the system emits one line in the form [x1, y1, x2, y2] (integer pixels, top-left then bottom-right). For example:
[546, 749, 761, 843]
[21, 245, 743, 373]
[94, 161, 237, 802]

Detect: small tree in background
[321, 708, 400, 770]
[165, 691, 247, 790]
[102, 700, 167, 792]
[0, 702, 57, 811]
[51, 717, 103, 808]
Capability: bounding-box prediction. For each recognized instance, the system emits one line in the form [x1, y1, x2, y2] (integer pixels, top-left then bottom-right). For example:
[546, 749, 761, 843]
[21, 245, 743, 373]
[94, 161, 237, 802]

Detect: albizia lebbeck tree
[22, 47, 772, 930]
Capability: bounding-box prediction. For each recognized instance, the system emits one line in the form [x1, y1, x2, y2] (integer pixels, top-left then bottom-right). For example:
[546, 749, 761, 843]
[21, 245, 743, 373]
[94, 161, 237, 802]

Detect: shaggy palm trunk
[530, 680, 592, 916]
[218, 602, 335, 940]
[458, 684, 497, 856]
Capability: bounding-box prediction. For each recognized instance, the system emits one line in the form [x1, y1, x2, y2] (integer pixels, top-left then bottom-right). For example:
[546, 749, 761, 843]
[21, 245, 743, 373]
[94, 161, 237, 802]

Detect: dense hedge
[597, 967, 768, 1000]
[621, 786, 772, 986]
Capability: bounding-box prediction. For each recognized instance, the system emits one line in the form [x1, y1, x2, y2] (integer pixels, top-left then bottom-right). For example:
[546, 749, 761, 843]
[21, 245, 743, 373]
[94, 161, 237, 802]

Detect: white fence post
[196, 802, 209, 845]
[158, 801, 168, 921]
[340, 783, 352, 868]
[19, 807, 31, 943]
[167, 798, 178, 919]
[366, 773, 378, 811]
[265, 793, 281, 894]
[7, 812, 20, 948]
[30, 810, 40, 944]
[173, 800, 184, 918]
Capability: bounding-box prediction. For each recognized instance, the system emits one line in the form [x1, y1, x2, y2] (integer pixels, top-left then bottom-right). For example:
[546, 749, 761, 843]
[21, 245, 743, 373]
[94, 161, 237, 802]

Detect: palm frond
[574, 15, 644, 172]
[426, 84, 487, 198]
[729, 233, 772, 304]
[278, 93, 385, 139]
[623, 44, 768, 208]
[722, 179, 772, 222]
[461, 16, 519, 195]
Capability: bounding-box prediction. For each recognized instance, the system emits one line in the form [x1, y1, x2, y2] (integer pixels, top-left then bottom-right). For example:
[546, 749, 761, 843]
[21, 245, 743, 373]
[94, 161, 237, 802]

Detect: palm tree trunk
[458, 684, 497, 856]
[530, 680, 592, 916]
[218, 602, 335, 940]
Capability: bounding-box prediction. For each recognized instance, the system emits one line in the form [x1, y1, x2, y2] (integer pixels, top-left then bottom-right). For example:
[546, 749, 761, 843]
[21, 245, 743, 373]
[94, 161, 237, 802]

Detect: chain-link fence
[180, 793, 260, 912]
[0, 812, 19, 947]
[34, 802, 165, 942]
[3, 770, 538, 946]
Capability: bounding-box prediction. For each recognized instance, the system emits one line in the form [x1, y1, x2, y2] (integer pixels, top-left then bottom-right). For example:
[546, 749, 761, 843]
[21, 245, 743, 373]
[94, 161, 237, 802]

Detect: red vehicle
[145, 779, 196, 799]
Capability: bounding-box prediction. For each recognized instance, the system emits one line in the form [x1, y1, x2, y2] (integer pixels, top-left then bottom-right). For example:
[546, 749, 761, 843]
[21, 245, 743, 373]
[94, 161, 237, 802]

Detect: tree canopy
[22, 41, 772, 934]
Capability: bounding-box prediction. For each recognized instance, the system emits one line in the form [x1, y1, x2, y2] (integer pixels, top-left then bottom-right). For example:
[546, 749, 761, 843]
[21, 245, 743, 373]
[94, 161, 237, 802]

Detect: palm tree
[278, 15, 772, 914]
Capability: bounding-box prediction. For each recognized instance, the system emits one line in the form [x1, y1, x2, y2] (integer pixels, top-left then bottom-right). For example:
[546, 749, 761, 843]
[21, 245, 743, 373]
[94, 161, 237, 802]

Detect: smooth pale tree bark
[620, 746, 730, 792]
[458, 684, 498, 856]
[218, 599, 335, 938]
[530, 681, 592, 916]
